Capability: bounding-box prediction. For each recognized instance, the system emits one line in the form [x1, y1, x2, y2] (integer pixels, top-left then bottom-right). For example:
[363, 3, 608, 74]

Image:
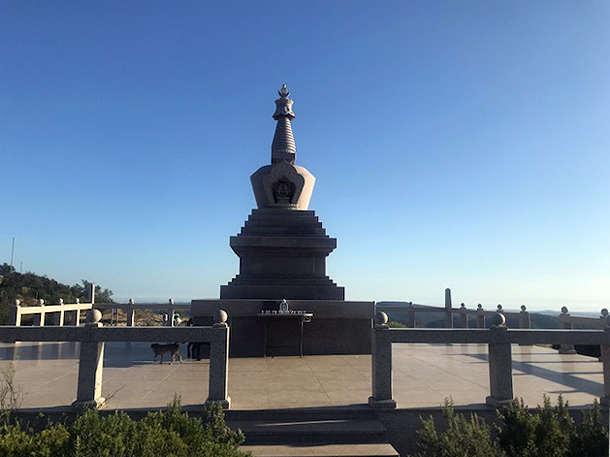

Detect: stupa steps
[225, 276, 339, 286]
[240, 226, 327, 236]
[245, 218, 323, 229]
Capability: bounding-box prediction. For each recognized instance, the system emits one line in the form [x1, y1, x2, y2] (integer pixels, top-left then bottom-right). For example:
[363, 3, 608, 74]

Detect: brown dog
[151, 343, 182, 364]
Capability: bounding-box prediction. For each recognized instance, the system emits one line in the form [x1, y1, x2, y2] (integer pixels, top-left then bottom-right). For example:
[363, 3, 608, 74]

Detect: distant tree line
[0, 263, 114, 324]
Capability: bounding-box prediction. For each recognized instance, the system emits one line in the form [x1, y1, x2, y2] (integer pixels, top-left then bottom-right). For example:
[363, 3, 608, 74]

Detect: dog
[150, 343, 182, 364]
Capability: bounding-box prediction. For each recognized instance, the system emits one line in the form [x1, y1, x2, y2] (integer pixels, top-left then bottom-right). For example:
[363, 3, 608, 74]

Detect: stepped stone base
[221, 208, 344, 301]
[191, 299, 374, 357]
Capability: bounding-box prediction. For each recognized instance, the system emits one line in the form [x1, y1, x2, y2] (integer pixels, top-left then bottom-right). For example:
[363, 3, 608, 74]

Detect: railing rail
[369, 311, 610, 409]
[0, 309, 231, 410]
[376, 288, 608, 332]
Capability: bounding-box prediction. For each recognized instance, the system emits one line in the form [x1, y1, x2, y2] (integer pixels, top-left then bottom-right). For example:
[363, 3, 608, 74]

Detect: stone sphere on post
[492, 312, 506, 327]
[375, 311, 389, 327]
[215, 309, 228, 325]
[86, 309, 102, 324]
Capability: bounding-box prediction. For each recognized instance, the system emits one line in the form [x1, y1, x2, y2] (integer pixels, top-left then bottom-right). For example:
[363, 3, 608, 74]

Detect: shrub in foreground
[0, 396, 248, 457]
[409, 396, 609, 457]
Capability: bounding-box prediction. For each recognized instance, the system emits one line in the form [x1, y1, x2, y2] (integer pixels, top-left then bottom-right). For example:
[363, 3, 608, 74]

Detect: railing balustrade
[369, 311, 610, 409]
[0, 309, 231, 409]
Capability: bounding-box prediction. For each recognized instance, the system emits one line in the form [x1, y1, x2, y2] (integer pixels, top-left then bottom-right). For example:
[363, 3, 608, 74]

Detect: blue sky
[1, 1, 609, 312]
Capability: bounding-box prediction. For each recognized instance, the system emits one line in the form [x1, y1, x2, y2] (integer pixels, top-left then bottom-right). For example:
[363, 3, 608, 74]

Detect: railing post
[32, 299, 46, 326]
[407, 302, 415, 328]
[8, 299, 22, 326]
[207, 310, 231, 409]
[127, 299, 136, 327]
[519, 305, 531, 329]
[445, 288, 453, 328]
[601, 317, 610, 408]
[486, 312, 513, 407]
[52, 299, 65, 326]
[74, 298, 81, 326]
[459, 303, 469, 328]
[558, 307, 577, 354]
[369, 311, 397, 409]
[519, 305, 531, 346]
[73, 309, 105, 409]
[476, 304, 486, 328]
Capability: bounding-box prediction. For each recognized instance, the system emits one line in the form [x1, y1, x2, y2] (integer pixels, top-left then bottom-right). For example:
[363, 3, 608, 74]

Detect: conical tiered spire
[271, 84, 296, 164]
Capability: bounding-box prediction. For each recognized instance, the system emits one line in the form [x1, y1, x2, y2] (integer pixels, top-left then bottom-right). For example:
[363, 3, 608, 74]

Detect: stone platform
[0, 342, 603, 411]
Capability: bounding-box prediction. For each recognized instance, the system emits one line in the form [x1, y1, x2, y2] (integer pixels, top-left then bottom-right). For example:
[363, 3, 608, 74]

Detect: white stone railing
[368, 312, 610, 409]
[0, 309, 231, 409]
[8, 283, 96, 327]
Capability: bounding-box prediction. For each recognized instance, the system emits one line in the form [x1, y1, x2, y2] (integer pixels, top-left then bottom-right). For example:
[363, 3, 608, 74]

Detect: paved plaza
[0, 342, 603, 411]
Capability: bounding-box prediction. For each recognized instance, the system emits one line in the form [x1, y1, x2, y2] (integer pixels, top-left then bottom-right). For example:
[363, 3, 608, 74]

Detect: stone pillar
[167, 299, 175, 327]
[519, 305, 531, 329]
[476, 304, 486, 328]
[74, 298, 81, 326]
[407, 302, 415, 328]
[369, 311, 397, 409]
[519, 305, 532, 346]
[73, 309, 105, 409]
[86, 283, 95, 304]
[52, 299, 65, 326]
[486, 313, 513, 407]
[127, 299, 136, 327]
[445, 288, 453, 328]
[601, 317, 610, 408]
[558, 307, 577, 354]
[459, 303, 468, 329]
[32, 299, 45, 326]
[8, 300, 22, 326]
[207, 310, 231, 409]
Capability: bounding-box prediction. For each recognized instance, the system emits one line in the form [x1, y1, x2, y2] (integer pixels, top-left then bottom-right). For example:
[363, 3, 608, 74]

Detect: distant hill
[0, 263, 113, 324]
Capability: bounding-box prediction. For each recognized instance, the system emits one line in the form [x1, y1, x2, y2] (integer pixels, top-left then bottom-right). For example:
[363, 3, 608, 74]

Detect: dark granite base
[191, 300, 374, 357]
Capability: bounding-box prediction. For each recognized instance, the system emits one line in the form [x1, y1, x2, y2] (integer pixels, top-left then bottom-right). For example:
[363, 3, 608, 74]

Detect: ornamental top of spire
[273, 84, 295, 120]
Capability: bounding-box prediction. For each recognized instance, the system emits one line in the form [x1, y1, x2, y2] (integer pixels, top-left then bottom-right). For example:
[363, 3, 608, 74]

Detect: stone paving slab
[0, 342, 604, 411]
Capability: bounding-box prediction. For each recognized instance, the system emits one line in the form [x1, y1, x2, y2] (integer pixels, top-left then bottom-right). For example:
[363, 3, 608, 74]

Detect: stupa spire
[271, 84, 296, 164]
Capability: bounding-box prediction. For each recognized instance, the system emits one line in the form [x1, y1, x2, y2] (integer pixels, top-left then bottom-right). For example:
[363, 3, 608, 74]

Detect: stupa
[220, 85, 344, 301]
[192, 86, 373, 356]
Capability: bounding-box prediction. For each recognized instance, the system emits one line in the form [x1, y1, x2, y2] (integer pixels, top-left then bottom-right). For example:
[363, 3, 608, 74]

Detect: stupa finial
[271, 84, 296, 163]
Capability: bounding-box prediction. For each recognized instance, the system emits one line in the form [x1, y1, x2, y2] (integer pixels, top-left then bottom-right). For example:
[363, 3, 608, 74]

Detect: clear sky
[1, 1, 608, 312]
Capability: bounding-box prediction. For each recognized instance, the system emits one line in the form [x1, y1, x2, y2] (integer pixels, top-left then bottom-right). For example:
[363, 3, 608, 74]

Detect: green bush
[409, 397, 609, 457]
[0, 396, 248, 457]
[497, 395, 574, 457]
[411, 400, 505, 457]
